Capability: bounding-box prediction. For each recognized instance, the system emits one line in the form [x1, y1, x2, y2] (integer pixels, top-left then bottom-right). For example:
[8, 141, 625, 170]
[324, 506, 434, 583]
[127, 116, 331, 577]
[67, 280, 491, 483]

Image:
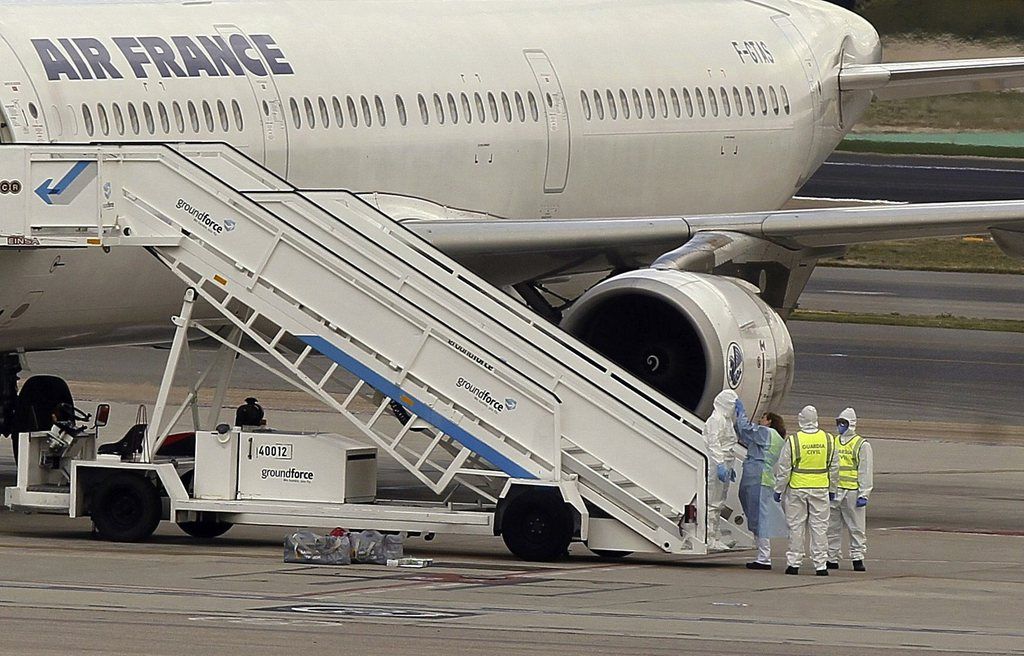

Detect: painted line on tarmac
[792, 195, 906, 205]
[822, 161, 1024, 174]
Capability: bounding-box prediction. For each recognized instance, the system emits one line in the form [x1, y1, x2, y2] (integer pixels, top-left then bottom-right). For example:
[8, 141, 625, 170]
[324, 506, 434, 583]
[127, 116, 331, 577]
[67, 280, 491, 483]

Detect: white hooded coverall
[703, 389, 739, 549]
[774, 405, 839, 571]
[828, 407, 874, 562]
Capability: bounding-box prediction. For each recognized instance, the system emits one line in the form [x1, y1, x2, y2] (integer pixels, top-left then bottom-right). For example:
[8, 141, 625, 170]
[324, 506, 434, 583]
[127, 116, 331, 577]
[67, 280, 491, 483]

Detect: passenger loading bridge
[0, 144, 752, 558]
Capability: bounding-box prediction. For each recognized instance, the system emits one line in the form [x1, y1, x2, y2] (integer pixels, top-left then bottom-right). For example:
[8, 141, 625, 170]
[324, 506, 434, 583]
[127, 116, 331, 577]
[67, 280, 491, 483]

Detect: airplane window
[433, 93, 445, 125]
[580, 90, 592, 121]
[347, 96, 360, 127]
[769, 86, 780, 115]
[733, 87, 743, 117]
[173, 101, 185, 133]
[217, 100, 229, 132]
[619, 89, 630, 119]
[333, 96, 345, 127]
[112, 103, 125, 135]
[631, 88, 643, 119]
[780, 85, 790, 114]
[360, 95, 372, 127]
[231, 99, 244, 131]
[757, 86, 768, 115]
[487, 92, 499, 122]
[303, 97, 316, 129]
[445, 93, 458, 125]
[707, 87, 718, 117]
[657, 88, 668, 118]
[645, 88, 656, 119]
[82, 104, 95, 137]
[593, 89, 604, 120]
[514, 91, 525, 122]
[719, 87, 730, 117]
[96, 104, 110, 136]
[417, 94, 429, 125]
[527, 91, 539, 122]
[695, 88, 705, 117]
[460, 92, 472, 124]
[129, 102, 141, 135]
[669, 88, 680, 118]
[158, 102, 170, 134]
[745, 86, 755, 115]
[29, 102, 39, 120]
[186, 100, 199, 133]
[202, 100, 215, 132]
[474, 92, 485, 123]
[289, 97, 301, 129]
[500, 91, 512, 122]
[143, 102, 155, 135]
[319, 97, 330, 128]
[262, 100, 270, 117]
[375, 95, 386, 127]
[606, 89, 617, 120]
[396, 95, 407, 126]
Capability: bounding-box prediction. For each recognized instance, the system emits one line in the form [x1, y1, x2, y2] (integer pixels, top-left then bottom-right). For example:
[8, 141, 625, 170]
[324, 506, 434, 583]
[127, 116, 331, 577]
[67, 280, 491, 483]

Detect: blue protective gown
[736, 407, 788, 538]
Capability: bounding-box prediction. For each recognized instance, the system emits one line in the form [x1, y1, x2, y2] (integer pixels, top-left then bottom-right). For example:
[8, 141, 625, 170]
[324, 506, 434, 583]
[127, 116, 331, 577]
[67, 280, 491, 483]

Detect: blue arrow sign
[35, 161, 96, 206]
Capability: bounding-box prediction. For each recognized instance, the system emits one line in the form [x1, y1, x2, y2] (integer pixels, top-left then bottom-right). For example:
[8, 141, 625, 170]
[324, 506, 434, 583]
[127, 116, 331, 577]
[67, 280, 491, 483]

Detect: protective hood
[712, 389, 738, 420]
[837, 407, 857, 434]
[797, 405, 819, 432]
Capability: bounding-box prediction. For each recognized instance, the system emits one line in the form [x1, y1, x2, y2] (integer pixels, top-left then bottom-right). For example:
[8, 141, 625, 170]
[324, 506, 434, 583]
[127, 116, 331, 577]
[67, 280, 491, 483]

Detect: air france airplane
[0, 0, 1023, 442]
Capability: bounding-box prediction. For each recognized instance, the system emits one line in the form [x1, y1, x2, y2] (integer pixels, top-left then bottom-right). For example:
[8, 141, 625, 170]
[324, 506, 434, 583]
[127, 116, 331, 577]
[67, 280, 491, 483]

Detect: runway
[800, 152, 1024, 203]
[800, 268, 1024, 321]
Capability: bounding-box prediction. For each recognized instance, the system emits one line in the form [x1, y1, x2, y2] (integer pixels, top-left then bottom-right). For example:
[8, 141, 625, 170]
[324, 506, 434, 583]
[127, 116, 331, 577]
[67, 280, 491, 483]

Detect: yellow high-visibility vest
[787, 430, 833, 489]
[836, 434, 864, 491]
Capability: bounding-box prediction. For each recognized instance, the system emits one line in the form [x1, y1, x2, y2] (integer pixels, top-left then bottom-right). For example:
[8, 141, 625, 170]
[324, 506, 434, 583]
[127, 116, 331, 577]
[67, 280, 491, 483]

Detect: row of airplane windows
[286, 89, 548, 130]
[581, 84, 791, 121]
[74, 99, 245, 137]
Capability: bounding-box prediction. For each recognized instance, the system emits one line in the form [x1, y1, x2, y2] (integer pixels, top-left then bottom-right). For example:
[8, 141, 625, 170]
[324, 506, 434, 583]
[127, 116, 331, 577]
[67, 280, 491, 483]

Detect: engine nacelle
[561, 270, 794, 420]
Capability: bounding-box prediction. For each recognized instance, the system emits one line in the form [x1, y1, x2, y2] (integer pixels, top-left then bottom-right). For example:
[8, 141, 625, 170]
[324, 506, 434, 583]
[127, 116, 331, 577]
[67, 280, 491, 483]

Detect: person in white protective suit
[703, 389, 739, 550]
[826, 407, 874, 572]
[773, 405, 838, 576]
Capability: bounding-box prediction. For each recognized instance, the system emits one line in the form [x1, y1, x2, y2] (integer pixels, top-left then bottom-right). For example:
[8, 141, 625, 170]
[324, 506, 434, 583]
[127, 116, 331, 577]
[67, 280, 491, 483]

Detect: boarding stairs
[0, 144, 752, 554]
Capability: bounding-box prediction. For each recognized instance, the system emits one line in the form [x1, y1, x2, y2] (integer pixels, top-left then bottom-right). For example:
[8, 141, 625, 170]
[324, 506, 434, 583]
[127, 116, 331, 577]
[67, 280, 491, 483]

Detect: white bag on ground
[351, 530, 388, 564]
[284, 530, 352, 565]
[383, 533, 404, 561]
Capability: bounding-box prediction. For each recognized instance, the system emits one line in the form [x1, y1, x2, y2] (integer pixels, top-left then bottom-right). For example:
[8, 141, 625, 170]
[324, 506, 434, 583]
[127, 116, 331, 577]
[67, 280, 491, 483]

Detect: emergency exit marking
[0, 180, 22, 194]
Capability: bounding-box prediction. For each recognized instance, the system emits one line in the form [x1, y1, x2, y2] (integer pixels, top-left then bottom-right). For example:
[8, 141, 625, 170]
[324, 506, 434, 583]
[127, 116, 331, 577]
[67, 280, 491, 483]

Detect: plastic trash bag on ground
[351, 529, 386, 564]
[284, 530, 352, 565]
[383, 533, 404, 561]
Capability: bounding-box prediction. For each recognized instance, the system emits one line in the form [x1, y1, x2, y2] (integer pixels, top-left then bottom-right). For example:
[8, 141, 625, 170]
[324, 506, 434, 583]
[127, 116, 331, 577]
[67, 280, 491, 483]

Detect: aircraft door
[0, 35, 49, 143]
[215, 25, 289, 177]
[524, 50, 570, 193]
[772, 16, 823, 185]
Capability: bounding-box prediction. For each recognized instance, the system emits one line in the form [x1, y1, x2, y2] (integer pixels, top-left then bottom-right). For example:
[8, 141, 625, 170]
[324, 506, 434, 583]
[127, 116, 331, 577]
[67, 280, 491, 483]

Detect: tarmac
[0, 393, 1022, 655]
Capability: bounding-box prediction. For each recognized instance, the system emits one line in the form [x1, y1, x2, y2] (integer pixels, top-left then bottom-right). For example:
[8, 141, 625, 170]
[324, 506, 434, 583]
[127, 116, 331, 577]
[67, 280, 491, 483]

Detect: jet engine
[560, 270, 794, 420]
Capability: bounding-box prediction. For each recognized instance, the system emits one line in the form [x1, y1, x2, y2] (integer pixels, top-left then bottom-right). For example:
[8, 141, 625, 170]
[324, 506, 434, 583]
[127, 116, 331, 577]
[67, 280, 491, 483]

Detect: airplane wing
[402, 200, 1024, 285]
[840, 57, 1024, 100]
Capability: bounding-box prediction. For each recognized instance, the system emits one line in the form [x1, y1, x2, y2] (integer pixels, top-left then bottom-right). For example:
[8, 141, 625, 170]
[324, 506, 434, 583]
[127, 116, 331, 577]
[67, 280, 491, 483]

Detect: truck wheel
[178, 517, 232, 539]
[501, 489, 573, 562]
[92, 472, 162, 542]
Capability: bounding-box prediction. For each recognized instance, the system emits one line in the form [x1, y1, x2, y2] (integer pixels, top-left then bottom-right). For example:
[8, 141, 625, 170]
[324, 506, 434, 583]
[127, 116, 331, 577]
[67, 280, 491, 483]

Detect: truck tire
[500, 488, 573, 562]
[92, 472, 162, 542]
[12, 375, 74, 464]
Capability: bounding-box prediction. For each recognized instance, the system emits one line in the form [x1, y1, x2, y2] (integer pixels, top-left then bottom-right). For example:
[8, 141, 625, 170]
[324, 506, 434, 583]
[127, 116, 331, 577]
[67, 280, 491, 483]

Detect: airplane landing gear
[0, 353, 21, 460]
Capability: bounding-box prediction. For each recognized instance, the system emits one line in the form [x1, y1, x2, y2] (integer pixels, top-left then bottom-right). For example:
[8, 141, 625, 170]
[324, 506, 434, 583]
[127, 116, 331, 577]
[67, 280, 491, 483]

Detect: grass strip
[821, 236, 1024, 275]
[836, 139, 1024, 159]
[790, 309, 1024, 333]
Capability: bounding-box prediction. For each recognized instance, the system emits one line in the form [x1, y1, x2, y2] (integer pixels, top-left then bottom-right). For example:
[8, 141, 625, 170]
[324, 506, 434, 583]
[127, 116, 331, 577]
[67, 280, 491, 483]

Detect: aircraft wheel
[178, 517, 232, 539]
[13, 375, 74, 465]
[92, 472, 162, 542]
[501, 489, 573, 562]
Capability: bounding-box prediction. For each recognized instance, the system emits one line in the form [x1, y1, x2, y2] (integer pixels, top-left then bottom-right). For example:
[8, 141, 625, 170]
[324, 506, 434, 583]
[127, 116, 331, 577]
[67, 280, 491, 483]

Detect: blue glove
[829, 492, 836, 502]
[773, 492, 782, 503]
[856, 496, 869, 508]
[730, 469, 737, 482]
[716, 463, 729, 482]
[734, 398, 745, 415]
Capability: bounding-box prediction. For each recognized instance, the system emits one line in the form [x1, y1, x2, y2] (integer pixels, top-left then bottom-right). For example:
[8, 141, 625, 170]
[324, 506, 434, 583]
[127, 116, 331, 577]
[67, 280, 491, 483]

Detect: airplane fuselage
[0, 0, 881, 351]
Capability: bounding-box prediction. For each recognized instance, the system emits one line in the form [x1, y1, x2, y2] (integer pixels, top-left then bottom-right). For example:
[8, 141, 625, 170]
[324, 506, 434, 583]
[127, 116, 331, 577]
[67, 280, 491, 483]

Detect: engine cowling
[560, 270, 794, 420]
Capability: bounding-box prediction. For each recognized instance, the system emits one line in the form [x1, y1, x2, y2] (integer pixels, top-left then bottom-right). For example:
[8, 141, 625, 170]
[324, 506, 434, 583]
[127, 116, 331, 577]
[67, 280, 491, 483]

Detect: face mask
[836, 421, 849, 435]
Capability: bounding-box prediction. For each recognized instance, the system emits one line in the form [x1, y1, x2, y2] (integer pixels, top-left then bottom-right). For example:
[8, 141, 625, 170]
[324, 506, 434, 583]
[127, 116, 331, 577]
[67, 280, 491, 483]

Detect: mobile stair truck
[2, 144, 753, 560]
